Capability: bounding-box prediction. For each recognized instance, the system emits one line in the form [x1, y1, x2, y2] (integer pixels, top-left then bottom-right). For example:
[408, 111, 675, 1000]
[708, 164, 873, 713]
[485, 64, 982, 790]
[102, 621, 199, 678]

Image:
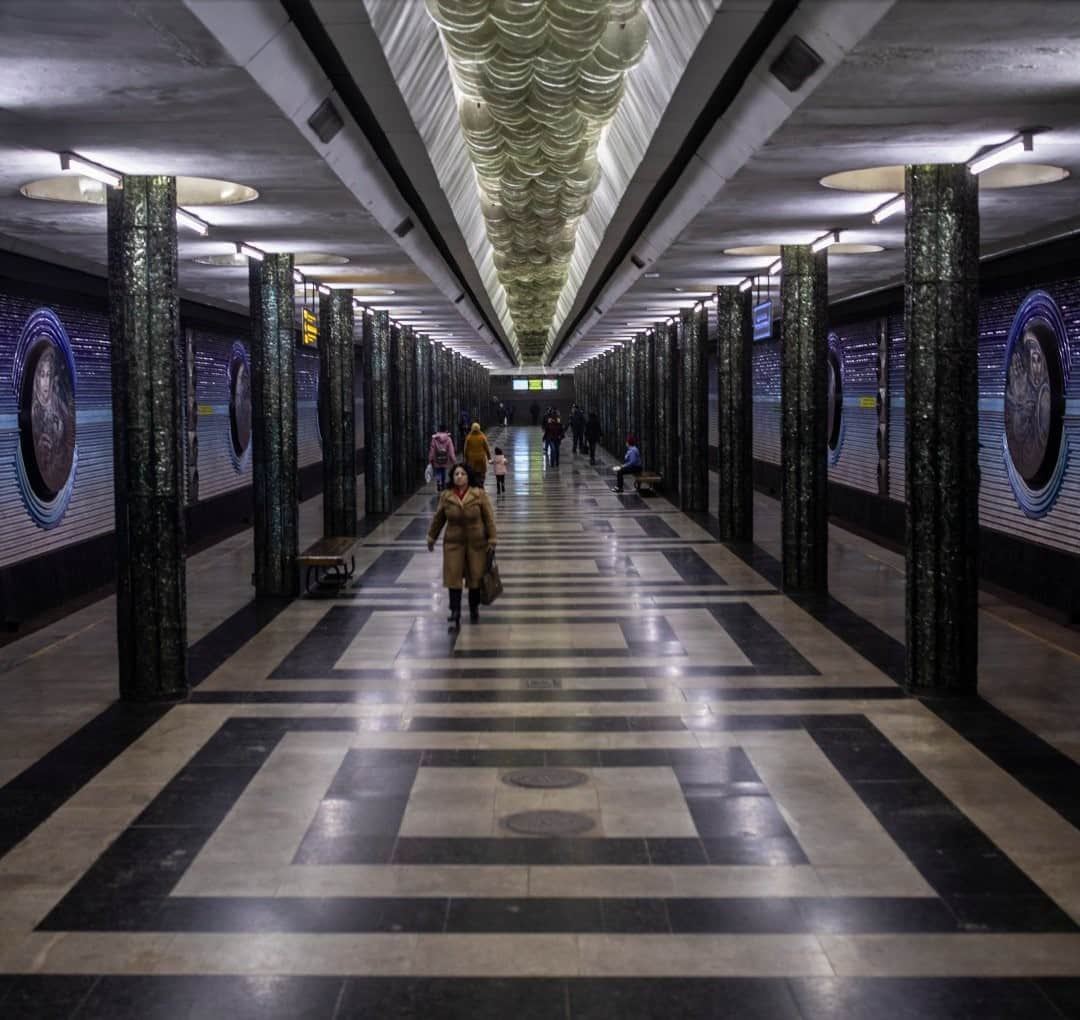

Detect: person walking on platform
[585, 410, 601, 465]
[428, 425, 456, 491]
[612, 433, 643, 492]
[544, 412, 565, 467]
[463, 421, 492, 487]
[492, 446, 509, 495]
[427, 464, 497, 628]
[570, 404, 586, 454]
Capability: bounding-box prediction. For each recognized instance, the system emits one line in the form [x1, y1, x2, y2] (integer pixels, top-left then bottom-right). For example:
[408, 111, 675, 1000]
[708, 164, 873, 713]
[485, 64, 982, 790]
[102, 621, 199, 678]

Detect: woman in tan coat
[427, 463, 497, 627]
[462, 422, 492, 487]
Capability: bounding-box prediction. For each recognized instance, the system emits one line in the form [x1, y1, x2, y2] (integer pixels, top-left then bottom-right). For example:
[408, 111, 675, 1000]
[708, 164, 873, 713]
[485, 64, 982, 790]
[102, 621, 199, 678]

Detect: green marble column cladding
[318, 289, 356, 537]
[780, 244, 829, 595]
[654, 320, 677, 492]
[363, 310, 393, 515]
[716, 286, 754, 542]
[389, 323, 404, 497]
[642, 331, 657, 474]
[904, 163, 980, 694]
[249, 252, 299, 598]
[678, 307, 708, 512]
[418, 336, 433, 466]
[401, 326, 417, 490]
[106, 175, 187, 701]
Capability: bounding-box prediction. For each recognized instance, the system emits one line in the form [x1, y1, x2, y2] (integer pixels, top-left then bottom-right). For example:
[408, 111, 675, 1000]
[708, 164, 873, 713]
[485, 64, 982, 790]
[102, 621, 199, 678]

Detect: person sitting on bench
[612, 434, 643, 492]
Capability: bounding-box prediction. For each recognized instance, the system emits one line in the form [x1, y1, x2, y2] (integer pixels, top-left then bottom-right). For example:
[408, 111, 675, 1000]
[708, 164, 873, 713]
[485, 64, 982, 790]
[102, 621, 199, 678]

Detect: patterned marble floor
[1, 426, 1079, 1018]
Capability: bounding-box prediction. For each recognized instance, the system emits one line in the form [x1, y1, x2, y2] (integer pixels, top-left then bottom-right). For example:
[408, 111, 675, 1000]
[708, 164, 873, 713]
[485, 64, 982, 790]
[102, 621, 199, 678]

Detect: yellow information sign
[858, 396, 877, 409]
[528, 379, 542, 390]
[302, 309, 318, 346]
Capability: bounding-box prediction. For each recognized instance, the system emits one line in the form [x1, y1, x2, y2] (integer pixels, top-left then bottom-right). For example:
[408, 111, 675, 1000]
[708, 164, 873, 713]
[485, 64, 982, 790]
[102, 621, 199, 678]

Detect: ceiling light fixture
[175, 208, 209, 236]
[644, 272, 660, 279]
[739, 278, 753, 293]
[293, 269, 304, 285]
[768, 258, 783, 277]
[871, 194, 905, 224]
[968, 131, 1033, 176]
[318, 285, 331, 296]
[810, 229, 840, 254]
[236, 242, 264, 262]
[58, 151, 121, 189]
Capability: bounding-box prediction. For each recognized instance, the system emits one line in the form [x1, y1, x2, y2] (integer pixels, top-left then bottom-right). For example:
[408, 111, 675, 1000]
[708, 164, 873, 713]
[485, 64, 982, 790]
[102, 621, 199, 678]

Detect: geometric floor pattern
[1, 427, 1079, 1017]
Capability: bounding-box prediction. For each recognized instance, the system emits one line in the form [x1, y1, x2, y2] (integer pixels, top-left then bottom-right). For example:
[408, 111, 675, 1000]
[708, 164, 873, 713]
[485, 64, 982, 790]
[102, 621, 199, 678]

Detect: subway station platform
[1, 427, 1078, 1018]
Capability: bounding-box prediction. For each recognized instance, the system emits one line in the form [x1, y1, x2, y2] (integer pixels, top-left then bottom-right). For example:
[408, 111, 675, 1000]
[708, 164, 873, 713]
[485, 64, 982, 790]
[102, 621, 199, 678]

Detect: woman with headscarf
[462, 421, 493, 487]
[427, 463, 497, 627]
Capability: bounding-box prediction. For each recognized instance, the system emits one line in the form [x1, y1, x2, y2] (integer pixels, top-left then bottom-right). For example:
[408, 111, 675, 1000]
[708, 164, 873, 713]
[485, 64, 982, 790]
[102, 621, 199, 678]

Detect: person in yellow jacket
[462, 422, 493, 487]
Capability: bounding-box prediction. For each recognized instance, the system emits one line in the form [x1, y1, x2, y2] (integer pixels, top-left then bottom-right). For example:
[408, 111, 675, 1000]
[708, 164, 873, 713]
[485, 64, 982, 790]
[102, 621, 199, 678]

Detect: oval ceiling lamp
[21, 175, 259, 206]
[722, 243, 885, 256]
[426, 0, 648, 360]
[819, 164, 1068, 192]
[194, 251, 349, 268]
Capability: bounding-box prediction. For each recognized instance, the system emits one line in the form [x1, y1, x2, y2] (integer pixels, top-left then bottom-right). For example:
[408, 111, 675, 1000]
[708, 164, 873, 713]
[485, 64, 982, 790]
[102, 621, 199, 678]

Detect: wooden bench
[633, 472, 662, 494]
[297, 536, 358, 592]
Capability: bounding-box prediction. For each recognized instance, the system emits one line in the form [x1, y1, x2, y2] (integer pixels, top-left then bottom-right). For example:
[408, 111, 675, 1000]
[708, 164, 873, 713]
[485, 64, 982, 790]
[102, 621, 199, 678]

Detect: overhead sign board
[752, 300, 773, 342]
[301, 309, 318, 347]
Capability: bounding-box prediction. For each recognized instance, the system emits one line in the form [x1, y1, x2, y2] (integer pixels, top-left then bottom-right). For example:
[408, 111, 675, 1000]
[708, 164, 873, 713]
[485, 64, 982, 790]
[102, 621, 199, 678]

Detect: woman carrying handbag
[427, 463, 497, 628]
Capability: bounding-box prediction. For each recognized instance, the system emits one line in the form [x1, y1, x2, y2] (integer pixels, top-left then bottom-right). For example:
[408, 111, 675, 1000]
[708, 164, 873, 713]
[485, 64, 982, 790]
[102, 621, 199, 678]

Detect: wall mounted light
[318, 284, 331, 296]
[768, 258, 783, 276]
[871, 194, 905, 224]
[236, 242, 265, 261]
[175, 208, 209, 236]
[968, 131, 1033, 176]
[810, 229, 840, 254]
[739, 278, 754, 292]
[293, 268, 305, 285]
[58, 151, 121, 189]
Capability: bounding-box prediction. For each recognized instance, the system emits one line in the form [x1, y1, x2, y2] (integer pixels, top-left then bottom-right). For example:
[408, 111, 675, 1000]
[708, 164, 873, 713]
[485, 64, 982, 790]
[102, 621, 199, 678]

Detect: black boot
[468, 587, 481, 623]
[448, 587, 462, 627]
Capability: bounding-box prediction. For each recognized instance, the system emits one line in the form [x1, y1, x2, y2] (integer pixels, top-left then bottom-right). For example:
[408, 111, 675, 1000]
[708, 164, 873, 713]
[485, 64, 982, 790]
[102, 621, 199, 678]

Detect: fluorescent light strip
[768, 258, 783, 277]
[739, 278, 753, 292]
[175, 208, 209, 236]
[810, 229, 839, 254]
[318, 285, 331, 296]
[293, 269, 305, 285]
[58, 151, 122, 189]
[236, 242, 264, 262]
[871, 194, 905, 224]
[968, 131, 1033, 175]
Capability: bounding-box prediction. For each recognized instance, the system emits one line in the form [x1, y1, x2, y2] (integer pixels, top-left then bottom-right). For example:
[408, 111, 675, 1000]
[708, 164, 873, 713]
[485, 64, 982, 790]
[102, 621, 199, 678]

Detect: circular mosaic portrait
[826, 337, 844, 464]
[13, 309, 78, 528]
[1002, 291, 1070, 517]
[227, 342, 252, 469]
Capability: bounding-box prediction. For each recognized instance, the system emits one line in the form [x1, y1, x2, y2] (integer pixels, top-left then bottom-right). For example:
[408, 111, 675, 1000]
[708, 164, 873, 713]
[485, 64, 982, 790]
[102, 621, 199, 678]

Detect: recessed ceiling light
[58, 152, 121, 188]
[820, 163, 1068, 192]
[723, 242, 884, 257]
[644, 272, 660, 278]
[21, 174, 259, 206]
[195, 250, 348, 268]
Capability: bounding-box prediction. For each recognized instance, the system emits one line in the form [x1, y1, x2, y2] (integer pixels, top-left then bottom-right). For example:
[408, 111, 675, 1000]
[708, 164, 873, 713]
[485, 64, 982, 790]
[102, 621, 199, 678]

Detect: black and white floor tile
[1, 427, 1079, 1018]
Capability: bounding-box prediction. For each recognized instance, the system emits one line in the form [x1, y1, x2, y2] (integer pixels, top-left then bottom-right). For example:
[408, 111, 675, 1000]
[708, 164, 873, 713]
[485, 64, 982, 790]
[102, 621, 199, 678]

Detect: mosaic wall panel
[752, 279, 1080, 554]
[827, 319, 879, 494]
[751, 340, 781, 467]
[0, 294, 113, 568]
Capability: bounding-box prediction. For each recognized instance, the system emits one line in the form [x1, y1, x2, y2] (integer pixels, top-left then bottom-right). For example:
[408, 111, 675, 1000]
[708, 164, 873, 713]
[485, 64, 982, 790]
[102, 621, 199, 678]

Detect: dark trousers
[613, 464, 642, 492]
[586, 438, 597, 464]
[547, 440, 560, 466]
[496, 475, 505, 494]
[448, 587, 481, 620]
[571, 429, 583, 453]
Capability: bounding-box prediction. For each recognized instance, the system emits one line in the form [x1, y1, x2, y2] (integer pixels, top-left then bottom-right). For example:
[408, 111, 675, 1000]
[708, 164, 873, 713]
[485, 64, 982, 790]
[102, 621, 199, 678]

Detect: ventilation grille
[308, 98, 344, 143]
[769, 36, 823, 93]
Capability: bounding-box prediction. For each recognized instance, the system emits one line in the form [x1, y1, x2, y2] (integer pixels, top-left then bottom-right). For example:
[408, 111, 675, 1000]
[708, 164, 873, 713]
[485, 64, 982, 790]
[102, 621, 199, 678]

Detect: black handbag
[479, 549, 503, 605]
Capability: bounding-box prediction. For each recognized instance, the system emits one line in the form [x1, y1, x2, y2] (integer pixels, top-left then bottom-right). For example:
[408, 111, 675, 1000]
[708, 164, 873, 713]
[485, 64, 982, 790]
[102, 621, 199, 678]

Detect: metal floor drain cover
[503, 768, 588, 789]
[502, 810, 595, 837]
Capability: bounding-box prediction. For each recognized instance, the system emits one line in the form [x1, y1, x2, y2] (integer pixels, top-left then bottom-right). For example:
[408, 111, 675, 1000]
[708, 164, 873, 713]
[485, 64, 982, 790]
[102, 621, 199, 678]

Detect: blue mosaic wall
[0, 288, 340, 570]
[752, 281, 1080, 555]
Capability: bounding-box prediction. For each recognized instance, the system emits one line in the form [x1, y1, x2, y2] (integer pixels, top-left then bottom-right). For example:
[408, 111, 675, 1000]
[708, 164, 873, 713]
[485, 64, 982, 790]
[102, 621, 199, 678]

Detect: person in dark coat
[569, 404, 586, 454]
[427, 464, 497, 627]
[585, 410, 601, 465]
[544, 413, 565, 467]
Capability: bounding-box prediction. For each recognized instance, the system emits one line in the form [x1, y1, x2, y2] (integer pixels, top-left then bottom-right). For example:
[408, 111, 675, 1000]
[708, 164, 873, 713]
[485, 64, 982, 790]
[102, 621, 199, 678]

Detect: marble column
[318, 289, 356, 537]
[905, 164, 980, 694]
[642, 330, 657, 476]
[678, 307, 708, 512]
[401, 326, 417, 490]
[107, 175, 187, 700]
[249, 252, 299, 598]
[716, 286, 754, 541]
[389, 323, 404, 497]
[363, 309, 393, 515]
[418, 336, 432, 466]
[654, 320, 676, 492]
[780, 244, 828, 595]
